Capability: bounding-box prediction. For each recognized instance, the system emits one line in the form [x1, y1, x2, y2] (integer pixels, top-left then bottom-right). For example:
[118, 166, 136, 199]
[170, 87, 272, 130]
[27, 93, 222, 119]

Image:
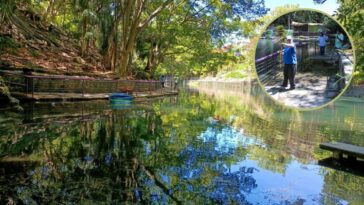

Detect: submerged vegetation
[1, 89, 364, 204]
[0, 1, 364, 203]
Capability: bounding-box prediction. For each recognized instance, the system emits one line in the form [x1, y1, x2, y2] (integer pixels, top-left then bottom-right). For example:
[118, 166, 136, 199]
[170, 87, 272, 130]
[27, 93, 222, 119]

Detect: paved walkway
[263, 50, 355, 109]
[265, 72, 336, 108]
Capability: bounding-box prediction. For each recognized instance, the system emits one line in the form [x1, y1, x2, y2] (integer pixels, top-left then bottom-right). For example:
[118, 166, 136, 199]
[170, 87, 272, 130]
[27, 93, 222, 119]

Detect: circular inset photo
[255, 9, 355, 110]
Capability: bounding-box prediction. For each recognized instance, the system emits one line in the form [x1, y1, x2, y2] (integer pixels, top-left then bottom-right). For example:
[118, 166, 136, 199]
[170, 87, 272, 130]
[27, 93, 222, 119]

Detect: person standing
[281, 36, 297, 90]
[318, 32, 328, 55]
[174, 77, 178, 89]
[335, 31, 344, 49]
[160, 75, 165, 88]
[330, 31, 345, 65]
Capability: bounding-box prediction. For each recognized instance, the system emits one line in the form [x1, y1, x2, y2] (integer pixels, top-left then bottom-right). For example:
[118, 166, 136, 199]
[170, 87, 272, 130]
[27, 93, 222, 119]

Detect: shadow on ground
[263, 56, 341, 108]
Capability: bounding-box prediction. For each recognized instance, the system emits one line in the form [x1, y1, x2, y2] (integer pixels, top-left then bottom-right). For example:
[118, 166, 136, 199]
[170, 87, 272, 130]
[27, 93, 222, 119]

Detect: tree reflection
[0, 89, 364, 204]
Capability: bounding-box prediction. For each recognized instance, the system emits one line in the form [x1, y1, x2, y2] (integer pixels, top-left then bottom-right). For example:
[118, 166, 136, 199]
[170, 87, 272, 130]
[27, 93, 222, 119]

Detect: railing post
[32, 78, 34, 99]
[82, 79, 84, 97]
[25, 76, 29, 94]
[315, 43, 317, 56]
[63, 79, 65, 93]
[136, 81, 138, 94]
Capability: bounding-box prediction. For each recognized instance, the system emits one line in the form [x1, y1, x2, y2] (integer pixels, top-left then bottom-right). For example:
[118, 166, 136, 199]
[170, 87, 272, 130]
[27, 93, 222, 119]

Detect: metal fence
[0, 70, 172, 97]
[255, 51, 281, 84]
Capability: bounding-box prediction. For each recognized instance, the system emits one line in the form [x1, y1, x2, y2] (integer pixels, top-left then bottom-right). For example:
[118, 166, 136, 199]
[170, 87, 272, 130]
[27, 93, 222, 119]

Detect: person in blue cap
[281, 35, 297, 90]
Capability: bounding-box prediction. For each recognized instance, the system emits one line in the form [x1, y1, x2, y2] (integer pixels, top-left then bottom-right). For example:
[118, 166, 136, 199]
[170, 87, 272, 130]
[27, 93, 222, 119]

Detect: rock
[36, 39, 47, 46]
[61, 52, 71, 58]
[74, 57, 86, 64]
[18, 33, 26, 41]
[28, 43, 40, 50]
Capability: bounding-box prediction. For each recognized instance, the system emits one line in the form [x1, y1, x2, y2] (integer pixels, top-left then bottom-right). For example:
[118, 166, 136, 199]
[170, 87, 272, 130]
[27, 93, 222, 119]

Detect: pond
[0, 84, 364, 204]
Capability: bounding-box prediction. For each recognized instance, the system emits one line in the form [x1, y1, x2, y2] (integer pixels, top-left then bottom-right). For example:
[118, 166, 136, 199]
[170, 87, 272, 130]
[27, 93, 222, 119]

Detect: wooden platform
[12, 89, 178, 101]
[320, 142, 364, 160]
[318, 157, 364, 177]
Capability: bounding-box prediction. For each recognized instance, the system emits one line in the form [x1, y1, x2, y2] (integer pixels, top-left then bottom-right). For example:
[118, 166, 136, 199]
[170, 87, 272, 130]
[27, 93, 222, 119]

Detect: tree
[98, 1, 120, 71]
[116, 0, 173, 77]
[134, 0, 270, 78]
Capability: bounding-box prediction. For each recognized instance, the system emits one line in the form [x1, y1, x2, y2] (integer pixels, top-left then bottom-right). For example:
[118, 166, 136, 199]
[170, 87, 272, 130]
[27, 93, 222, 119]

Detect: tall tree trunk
[80, 18, 87, 57]
[145, 43, 160, 78]
[102, 53, 110, 70]
[43, 0, 56, 22]
[117, 0, 172, 77]
[102, 41, 116, 71]
[118, 1, 141, 77]
[111, 43, 117, 72]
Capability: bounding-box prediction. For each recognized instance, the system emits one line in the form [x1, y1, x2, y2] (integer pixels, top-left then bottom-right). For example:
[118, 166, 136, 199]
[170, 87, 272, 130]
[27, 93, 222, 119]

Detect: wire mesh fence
[255, 51, 281, 85]
[0, 71, 173, 96]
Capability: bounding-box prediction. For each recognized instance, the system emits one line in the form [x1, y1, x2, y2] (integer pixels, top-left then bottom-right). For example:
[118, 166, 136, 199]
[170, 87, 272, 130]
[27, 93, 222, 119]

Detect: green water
[0, 85, 364, 204]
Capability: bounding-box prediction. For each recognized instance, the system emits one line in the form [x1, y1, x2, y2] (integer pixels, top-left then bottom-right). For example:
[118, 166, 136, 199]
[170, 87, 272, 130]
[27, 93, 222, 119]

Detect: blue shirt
[335, 33, 344, 49]
[283, 46, 297, 64]
[318, 35, 328, 47]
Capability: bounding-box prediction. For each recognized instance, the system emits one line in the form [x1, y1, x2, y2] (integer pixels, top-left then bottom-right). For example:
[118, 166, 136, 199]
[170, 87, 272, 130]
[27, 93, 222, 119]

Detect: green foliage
[223, 70, 247, 79]
[275, 25, 287, 41]
[29, 49, 40, 57]
[258, 4, 300, 30]
[0, 36, 19, 54]
[7, 1, 362, 81]
[0, 0, 15, 23]
[336, 0, 364, 84]
[11, 0, 270, 78]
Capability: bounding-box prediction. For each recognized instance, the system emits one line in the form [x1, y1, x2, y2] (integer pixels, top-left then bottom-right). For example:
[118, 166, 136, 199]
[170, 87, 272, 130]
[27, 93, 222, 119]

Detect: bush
[224, 71, 247, 79]
[0, 36, 19, 54]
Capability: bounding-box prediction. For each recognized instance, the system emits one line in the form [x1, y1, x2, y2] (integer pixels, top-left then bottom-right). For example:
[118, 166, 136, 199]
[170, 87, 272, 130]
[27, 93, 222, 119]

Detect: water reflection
[0, 88, 364, 204]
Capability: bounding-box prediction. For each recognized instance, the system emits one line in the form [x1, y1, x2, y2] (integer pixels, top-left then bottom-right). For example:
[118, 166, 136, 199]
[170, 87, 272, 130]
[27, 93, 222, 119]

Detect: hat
[286, 36, 293, 40]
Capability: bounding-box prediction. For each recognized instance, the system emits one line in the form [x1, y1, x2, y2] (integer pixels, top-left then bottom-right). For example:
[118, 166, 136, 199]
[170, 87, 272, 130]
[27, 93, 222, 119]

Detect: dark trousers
[320, 46, 325, 55]
[283, 64, 297, 88]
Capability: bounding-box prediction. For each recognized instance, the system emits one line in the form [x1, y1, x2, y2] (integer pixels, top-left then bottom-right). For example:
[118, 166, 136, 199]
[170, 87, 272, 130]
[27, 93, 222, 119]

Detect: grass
[24, 61, 40, 69]
[29, 49, 40, 57]
[223, 70, 247, 79]
[0, 36, 19, 54]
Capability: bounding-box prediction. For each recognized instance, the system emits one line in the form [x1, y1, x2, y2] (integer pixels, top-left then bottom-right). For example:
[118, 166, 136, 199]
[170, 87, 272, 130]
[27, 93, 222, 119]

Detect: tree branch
[138, 0, 173, 29]
[140, 164, 182, 204]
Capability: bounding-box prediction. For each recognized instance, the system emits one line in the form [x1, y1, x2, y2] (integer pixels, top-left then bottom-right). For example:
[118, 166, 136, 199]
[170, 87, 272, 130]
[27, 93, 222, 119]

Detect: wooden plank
[11, 90, 178, 101]
[320, 142, 364, 159]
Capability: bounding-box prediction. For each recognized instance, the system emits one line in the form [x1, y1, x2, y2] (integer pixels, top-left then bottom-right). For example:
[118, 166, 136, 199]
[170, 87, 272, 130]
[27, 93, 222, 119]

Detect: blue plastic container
[109, 93, 133, 105]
